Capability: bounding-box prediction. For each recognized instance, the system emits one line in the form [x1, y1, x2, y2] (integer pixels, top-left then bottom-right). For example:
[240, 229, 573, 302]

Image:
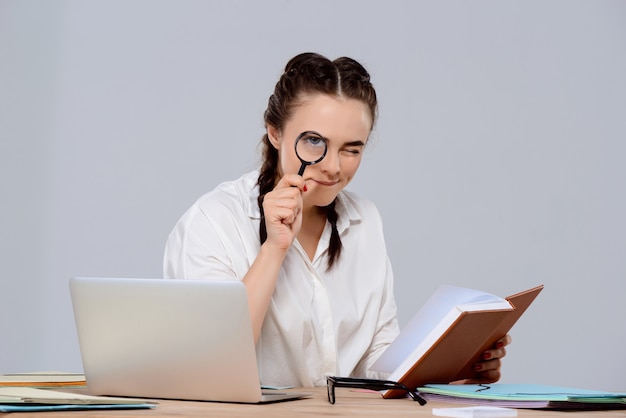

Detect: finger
[482, 346, 507, 361]
[496, 334, 512, 349]
[264, 184, 302, 201]
[274, 174, 306, 192]
[264, 188, 303, 212]
[264, 194, 301, 212]
[268, 206, 300, 224]
[474, 358, 501, 373]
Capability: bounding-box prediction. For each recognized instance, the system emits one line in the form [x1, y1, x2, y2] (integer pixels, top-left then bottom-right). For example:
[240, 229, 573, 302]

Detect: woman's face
[268, 94, 372, 208]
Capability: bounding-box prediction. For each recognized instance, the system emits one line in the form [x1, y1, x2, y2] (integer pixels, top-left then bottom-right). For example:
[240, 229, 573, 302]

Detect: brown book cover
[381, 285, 543, 398]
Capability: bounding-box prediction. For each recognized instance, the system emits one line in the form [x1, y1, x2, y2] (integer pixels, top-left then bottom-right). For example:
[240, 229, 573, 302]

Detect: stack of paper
[418, 384, 626, 410]
[0, 387, 157, 412]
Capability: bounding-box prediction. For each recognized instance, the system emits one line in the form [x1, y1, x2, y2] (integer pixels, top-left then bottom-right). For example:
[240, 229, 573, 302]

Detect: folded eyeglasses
[326, 376, 427, 405]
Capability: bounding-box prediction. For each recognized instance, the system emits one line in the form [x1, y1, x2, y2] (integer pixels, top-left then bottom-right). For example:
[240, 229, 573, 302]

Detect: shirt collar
[245, 170, 262, 219]
[334, 191, 362, 234]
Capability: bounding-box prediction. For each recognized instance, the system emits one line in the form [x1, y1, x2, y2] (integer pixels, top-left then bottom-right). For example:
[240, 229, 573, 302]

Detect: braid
[257, 134, 279, 244]
[324, 200, 342, 270]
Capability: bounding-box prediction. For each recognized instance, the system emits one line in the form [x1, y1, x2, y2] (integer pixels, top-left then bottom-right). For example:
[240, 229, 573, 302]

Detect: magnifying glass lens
[295, 131, 328, 176]
[296, 132, 326, 163]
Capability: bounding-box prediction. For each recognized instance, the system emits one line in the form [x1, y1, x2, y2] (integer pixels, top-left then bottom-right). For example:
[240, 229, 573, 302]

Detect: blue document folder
[419, 384, 626, 410]
[0, 403, 156, 412]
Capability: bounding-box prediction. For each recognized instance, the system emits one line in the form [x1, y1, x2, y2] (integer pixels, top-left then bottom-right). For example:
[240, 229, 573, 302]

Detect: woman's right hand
[245, 174, 306, 344]
[261, 174, 306, 253]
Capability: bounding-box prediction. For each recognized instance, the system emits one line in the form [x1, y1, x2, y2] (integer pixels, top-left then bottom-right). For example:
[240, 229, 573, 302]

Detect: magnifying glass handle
[298, 162, 306, 176]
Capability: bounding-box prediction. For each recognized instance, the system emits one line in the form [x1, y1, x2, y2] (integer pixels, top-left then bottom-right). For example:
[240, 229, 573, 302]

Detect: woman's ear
[267, 125, 281, 150]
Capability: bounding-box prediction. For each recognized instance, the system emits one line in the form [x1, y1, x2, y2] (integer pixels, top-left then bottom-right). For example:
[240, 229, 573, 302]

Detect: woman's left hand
[455, 334, 512, 384]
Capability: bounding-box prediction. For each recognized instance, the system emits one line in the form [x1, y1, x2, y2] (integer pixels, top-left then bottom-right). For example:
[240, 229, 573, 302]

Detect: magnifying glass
[295, 131, 328, 176]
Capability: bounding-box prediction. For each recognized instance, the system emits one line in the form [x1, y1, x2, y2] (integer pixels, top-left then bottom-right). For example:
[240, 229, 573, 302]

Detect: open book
[370, 284, 543, 398]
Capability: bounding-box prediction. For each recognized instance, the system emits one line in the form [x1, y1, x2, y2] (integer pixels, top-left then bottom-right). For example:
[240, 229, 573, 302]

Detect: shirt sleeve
[163, 201, 239, 281]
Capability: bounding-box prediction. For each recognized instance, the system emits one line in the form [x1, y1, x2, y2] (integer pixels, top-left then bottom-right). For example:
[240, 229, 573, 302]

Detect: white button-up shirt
[164, 170, 399, 387]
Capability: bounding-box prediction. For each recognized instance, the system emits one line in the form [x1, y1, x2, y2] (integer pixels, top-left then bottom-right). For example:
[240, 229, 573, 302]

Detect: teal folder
[0, 403, 156, 412]
[418, 384, 626, 410]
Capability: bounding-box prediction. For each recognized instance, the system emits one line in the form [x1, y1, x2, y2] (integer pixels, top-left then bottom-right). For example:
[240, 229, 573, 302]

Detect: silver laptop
[69, 277, 308, 403]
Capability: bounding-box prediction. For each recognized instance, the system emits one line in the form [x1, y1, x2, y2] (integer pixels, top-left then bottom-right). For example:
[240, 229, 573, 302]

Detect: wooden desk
[4, 387, 625, 417]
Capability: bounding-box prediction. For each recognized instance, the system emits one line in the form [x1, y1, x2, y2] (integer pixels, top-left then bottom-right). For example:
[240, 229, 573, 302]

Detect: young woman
[164, 52, 508, 388]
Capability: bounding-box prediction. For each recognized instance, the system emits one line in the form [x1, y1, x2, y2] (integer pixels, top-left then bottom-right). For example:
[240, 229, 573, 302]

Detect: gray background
[2, 0, 625, 391]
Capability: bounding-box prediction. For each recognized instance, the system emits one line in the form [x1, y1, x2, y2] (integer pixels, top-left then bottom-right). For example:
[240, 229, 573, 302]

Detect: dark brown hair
[257, 52, 378, 270]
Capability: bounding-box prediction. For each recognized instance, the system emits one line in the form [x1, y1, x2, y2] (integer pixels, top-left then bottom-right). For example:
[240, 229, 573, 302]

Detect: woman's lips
[312, 179, 339, 186]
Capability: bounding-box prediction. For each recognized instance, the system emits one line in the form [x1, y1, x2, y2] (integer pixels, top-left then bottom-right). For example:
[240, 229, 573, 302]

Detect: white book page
[370, 285, 508, 373]
[386, 307, 464, 381]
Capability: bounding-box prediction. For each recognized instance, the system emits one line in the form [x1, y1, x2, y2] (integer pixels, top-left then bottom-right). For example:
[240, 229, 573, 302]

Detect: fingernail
[474, 363, 482, 372]
[483, 352, 492, 360]
[303, 184, 308, 192]
[496, 342, 504, 349]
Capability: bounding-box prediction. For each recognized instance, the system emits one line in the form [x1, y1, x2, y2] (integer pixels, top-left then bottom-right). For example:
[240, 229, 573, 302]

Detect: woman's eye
[306, 137, 323, 146]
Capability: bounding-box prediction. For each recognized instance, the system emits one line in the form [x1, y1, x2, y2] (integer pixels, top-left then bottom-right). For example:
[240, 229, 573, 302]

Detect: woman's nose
[319, 151, 340, 175]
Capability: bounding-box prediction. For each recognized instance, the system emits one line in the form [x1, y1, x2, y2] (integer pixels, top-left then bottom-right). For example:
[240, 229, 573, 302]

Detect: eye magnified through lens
[295, 131, 328, 176]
